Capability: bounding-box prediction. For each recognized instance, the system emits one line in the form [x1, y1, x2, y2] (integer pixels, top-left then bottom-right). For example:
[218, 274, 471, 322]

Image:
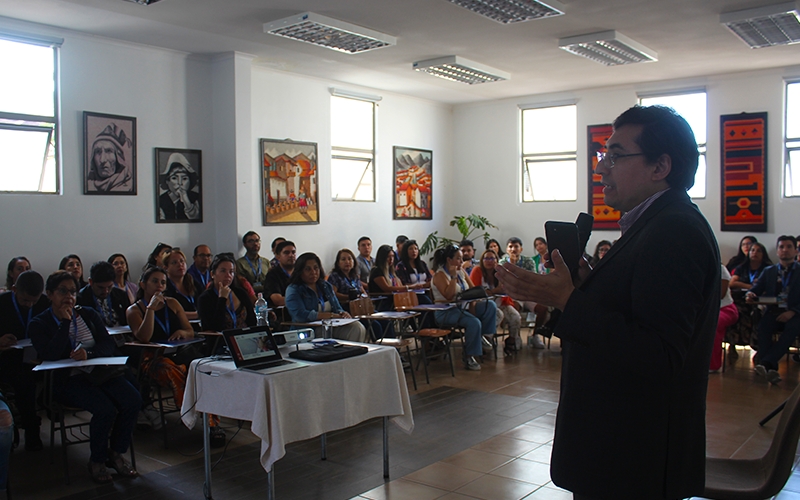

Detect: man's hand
[69, 348, 87, 361]
[745, 292, 756, 304]
[496, 250, 575, 311]
[777, 310, 796, 323]
[0, 334, 17, 350]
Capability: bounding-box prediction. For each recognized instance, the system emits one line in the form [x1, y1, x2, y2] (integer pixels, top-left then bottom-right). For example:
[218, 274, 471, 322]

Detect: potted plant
[420, 214, 498, 256]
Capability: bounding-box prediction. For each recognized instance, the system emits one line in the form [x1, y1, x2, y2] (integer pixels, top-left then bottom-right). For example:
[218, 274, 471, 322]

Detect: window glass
[786, 82, 800, 197]
[521, 105, 577, 202]
[331, 96, 375, 201]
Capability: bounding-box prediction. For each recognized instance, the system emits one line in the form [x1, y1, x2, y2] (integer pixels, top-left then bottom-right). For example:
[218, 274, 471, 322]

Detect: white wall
[452, 67, 800, 262]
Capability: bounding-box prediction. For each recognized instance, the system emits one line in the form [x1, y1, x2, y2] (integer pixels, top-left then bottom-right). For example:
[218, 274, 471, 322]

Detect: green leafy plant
[420, 214, 498, 256]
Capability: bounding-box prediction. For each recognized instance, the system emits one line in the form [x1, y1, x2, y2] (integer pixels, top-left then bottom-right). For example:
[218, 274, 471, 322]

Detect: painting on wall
[260, 138, 319, 225]
[155, 148, 203, 223]
[720, 112, 768, 232]
[83, 111, 136, 195]
[587, 124, 619, 230]
[393, 146, 432, 220]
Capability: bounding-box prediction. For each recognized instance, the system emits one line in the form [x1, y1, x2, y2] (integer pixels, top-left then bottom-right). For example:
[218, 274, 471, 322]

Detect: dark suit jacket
[749, 262, 800, 315]
[76, 285, 131, 326]
[551, 189, 720, 499]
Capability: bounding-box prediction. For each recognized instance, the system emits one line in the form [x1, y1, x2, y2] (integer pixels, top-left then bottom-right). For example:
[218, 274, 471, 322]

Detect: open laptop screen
[223, 325, 283, 368]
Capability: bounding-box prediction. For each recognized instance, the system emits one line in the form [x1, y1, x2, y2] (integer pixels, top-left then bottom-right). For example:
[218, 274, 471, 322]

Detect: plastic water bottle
[255, 293, 268, 326]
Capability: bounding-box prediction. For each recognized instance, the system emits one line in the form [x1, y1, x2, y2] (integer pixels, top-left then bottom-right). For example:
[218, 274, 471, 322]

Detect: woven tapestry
[587, 124, 620, 230]
[721, 112, 767, 232]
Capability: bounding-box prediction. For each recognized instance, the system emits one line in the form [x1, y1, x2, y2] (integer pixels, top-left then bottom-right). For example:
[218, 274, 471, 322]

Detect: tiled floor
[9, 336, 800, 499]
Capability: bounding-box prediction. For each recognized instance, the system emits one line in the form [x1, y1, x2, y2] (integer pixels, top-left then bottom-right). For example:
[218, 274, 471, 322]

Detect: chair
[42, 369, 136, 485]
[703, 382, 800, 499]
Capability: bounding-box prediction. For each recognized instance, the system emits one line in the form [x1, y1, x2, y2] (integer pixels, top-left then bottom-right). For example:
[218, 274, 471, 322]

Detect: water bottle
[255, 293, 268, 326]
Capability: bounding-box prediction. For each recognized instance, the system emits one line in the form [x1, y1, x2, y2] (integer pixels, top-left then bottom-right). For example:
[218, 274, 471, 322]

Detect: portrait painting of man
[83, 112, 137, 195]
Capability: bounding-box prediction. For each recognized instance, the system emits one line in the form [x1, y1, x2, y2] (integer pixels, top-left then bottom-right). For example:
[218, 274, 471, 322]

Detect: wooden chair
[703, 381, 800, 499]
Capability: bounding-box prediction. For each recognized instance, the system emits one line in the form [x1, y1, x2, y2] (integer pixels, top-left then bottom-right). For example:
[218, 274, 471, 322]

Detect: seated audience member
[746, 236, 800, 384]
[500, 237, 546, 348]
[236, 231, 270, 295]
[726, 242, 772, 356]
[77, 261, 131, 328]
[471, 249, 522, 349]
[285, 253, 367, 342]
[395, 235, 408, 261]
[198, 254, 255, 332]
[486, 238, 505, 259]
[269, 237, 286, 269]
[30, 271, 140, 483]
[396, 239, 432, 292]
[726, 235, 758, 273]
[59, 254, 87, 289]
[0, 270, 49, 451]
[730, 242, 772, 290]
[108, 253, 139, 304]
[500, 237, 536, 270]
[188, 244, 213, 292]
[369, 244, 410, 312]
[263, 240, 297, 320]
[460, 239, 478, 275]
[162, 248, 199, 321]
[710, 264, 739, 373]
[0, 391, 12, 496]
[144, 242, 171, 271]
[327, 249, 368, 306]
[531, 237, 550, 275]
[356, 236, 374, 285]
[4, 256, 31, 292]
[431, 245, 497, 371]
[590, 240, 612, 267]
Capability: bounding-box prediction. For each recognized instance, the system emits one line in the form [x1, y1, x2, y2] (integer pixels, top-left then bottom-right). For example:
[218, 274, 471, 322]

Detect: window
[0, 34, 61, 193]
[785, 81, 800, 197]
[639, 91, 707, 199]
[331, 95, 375, 201]
[521, 104, 577, 202]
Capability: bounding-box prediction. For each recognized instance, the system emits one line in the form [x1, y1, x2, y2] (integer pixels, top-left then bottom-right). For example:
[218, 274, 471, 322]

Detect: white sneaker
[531, 335, 546, 349]
[481, 336, 494, 352]
[142, 406, 163, 430]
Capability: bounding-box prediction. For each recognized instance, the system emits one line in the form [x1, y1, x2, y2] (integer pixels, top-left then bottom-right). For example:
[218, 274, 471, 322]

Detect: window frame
[330, 92, 378, 202]
[520, 103, 578, 202]
[785, 80, 800, 198]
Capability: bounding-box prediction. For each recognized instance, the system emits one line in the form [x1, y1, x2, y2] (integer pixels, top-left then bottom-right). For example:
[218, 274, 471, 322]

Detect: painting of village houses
[260, 139, 319, 225]
[393, 146, 432, 220]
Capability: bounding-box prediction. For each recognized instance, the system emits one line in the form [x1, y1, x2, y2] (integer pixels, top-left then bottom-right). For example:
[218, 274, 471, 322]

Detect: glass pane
[788, 82, 800, 139]
[640, 92, 707, 144]
[331, 97, 373, 150]
[0, 128, 51, 191]
[0, 39, 55, 117]
[688, 153, 707, 199]
[522, 105, 577, 154]
[331, 157, 374, 201]
[526, 159, 577, 201]
[787, 149, 800, 197]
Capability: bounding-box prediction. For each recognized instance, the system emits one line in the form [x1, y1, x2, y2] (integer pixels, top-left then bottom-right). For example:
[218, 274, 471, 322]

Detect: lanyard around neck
[12, 293, 32, 335]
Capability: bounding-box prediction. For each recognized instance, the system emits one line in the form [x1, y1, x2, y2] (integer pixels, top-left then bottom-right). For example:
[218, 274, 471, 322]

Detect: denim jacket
[285, 280, 344, 322]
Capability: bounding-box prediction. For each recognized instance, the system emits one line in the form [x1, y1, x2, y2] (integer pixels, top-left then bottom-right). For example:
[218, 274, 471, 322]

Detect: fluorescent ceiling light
[720, 1, 800, 48]
[413, 56, 510, 85]
[123, 0, 162, 4]
[263, 12, 396, 54]
[558, 30, 657, 66]
[446, 0, 565, 24]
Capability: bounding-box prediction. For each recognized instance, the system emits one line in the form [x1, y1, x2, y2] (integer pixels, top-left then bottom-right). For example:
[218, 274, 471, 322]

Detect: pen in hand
[73, 342, 83, 353]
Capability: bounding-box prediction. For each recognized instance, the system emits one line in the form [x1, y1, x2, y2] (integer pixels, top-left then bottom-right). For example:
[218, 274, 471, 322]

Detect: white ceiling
[1, 0, 799, 104]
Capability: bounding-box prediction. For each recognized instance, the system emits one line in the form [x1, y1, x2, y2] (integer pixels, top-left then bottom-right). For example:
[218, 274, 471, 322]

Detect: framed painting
[83, 111, 136, 195]
[155, 148, 203, 223]
[393, 146, 432, 220]
[260, 139, 319, 225]
[720, 112, 767, 232]
[587, 124, 619, 230]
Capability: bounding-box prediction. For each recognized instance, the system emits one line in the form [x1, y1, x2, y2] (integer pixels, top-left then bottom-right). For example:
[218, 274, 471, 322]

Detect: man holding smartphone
[498, 105, 719, 500]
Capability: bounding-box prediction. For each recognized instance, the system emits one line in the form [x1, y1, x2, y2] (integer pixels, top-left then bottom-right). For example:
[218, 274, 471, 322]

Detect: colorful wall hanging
[587, 124, 620, 230]
[720, 112, 767, 232]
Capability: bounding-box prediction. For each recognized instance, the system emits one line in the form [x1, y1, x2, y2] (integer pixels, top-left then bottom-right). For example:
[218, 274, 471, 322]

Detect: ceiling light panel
[447, 0, 565, 23]
[123, 0, 162, 4]
[558, 31, 658, 66]
[413, 56, 510, 85]
[720, 1, 800, 48]
[263, 12, 396, 54]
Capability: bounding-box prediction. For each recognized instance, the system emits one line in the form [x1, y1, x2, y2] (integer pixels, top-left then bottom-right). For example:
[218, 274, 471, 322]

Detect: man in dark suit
[77, 260, 131, 328]
[747, 235, 800, 384]
[498, 105, 719, 499]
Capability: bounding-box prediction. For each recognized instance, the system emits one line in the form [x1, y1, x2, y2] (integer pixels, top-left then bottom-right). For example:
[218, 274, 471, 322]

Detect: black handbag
[457, 287, 488, 301]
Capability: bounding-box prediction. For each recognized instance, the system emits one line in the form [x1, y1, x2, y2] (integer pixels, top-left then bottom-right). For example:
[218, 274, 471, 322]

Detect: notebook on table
[222, 325, 305, 374]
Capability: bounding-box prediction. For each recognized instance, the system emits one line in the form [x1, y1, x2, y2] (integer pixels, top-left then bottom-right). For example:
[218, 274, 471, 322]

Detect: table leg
[383, 416, 389, 478]
[203, 412, 213, 499]
[320, 433, 327, 460]
[267, 468, 275, 500]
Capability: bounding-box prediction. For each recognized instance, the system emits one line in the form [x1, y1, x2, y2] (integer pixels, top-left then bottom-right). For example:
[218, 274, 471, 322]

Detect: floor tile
[404, 462, 484, 491]
[520, 444, 552, 464]
[523, 486, 572, 499]
[360, 479, 450, 500]
[490, 458, 552, 486]
[455, 474, 538, 500]
[471, 435, 540, 457]
[441, 448, 514, 473]
[501, 424, 554, 444]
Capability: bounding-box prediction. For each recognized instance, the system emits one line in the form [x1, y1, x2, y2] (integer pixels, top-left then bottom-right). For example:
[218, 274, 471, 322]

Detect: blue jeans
[757, 310, 800, 370]
[435, 300, 497, 357]
[57, 373, 141, 464]
[0, 394, 13, 490]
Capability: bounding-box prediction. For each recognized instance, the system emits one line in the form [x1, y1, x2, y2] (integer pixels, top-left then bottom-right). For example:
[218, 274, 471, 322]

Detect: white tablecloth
[181, 344, 414, 471]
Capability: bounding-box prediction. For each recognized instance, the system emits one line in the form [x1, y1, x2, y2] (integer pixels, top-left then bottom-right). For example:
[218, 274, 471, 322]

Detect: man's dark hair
[777, 235, 798, 248]
[276, 240, 296, 254]
[613, 105, 699, 191]
[507, 237, 523, 246]
[193, 244, 210, 257]
[460, 239, 474, 248]
[271, 237, 286, 252]
[15, 270, 44, 296]
[396, 235, 409, 245]
[242, 231, 258, 245]
[357, 236, 371, 245]
[89, 261, 116, 283]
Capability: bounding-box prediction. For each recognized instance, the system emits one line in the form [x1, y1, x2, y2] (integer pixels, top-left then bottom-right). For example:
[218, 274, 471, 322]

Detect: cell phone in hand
[544, 221, 581, 275]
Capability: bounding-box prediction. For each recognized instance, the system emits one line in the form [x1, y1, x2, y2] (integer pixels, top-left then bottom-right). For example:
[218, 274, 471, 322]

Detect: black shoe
[24, 429, 43, 452]
[210, 426, 226, 448]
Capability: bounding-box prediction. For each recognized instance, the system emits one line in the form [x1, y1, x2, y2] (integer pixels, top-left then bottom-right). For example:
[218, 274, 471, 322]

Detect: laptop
[222, 325, 305, 374]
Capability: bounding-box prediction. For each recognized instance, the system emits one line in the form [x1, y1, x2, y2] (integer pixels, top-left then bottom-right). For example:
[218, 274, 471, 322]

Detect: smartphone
[544, 221, 581, 275]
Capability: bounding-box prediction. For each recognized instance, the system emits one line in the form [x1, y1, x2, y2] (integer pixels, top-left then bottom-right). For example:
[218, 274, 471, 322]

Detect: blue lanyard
[445, 269, 465, 290]
[212, 288, 237, 329]
[12, 293, 32, 335]
[316, 285, 326, 310]
[169, 279, 195, 305]
[780, 266, 794, 291]
[359, 256, 372, 270]
[348, 277, 360, 290]
[50, 307, 78, 347]
[749, 269, 759, 283]
[199, 270, 209, 288]
[245, 255, 262, 280]
[142, 300, 170, 336]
